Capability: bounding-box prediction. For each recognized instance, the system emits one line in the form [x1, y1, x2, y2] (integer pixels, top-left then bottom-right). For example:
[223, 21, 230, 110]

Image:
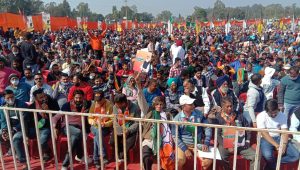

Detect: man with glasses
[257, 99, 299, 170]
[29, 73, 53, 103]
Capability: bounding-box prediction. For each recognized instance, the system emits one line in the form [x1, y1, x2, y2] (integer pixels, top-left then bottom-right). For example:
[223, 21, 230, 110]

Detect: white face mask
[290, 76, 298, 81]
[11, 79, 19, 86]
[12, 51, 19, 55]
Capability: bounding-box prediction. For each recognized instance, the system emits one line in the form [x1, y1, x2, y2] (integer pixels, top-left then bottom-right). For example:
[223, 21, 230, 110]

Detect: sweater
[68, 82, 94, 101]
[278, 76, 300, 105]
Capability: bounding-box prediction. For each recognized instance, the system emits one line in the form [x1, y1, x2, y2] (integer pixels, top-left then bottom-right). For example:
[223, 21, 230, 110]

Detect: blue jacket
[172, 110, 212, 152]
[5, 82, 31, 102]
[0, 99, 28, 131]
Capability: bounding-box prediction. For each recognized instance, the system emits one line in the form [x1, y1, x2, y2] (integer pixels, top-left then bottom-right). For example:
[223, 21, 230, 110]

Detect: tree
[156, 10, 172, 22]
[192, 6, 207, 21]
[212, 0, 226, 19]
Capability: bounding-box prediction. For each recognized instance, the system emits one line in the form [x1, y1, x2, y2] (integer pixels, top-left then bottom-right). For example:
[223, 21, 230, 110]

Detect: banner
[132, 50, 152, 72]
[42, 12, 51, 31]
[97, 20, 102, 30]
[26, 16, 34, 31]
[76, 17, 82, 28]
[82, 17, 88, 31]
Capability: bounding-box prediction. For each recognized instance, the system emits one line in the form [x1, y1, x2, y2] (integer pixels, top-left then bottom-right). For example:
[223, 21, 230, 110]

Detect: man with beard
[68, 73, 93, 101]
[28, 88, 60, 161]
[47, 63, 62, 82]
[52, 90, 92, 169]
[20, 68, 35, 87]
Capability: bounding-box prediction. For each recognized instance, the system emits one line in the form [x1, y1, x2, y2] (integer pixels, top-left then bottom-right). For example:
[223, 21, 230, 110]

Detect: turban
[167, 78, 178, 87]
[216, 75, 228, 88]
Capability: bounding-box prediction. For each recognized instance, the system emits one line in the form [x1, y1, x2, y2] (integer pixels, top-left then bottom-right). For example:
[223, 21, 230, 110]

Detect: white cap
[179, 95, 196, 105]
[283, 64, 291, 70]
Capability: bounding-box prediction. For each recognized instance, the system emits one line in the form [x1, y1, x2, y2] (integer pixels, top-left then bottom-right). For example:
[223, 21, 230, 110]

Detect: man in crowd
[0, 90, 28, 169]
[278, 66, 300, 126]
[52, 73, 72, 109]
[289, 107, 300, 152]
[5, 73, 31, 102]
[28, 88, 60, 161]
[20, 68, 34, 87]
[111, 93, 140, 160]
[52, 90, 92, 169]
[29, 73, 53, 103]
[257, 99, 299, 170]
[143, 79, 162, 106]
[212, 97, 256, 170]
[169, 58, 182, 78]
[243, 73, 266, 127]
[172, 95, 212, 170]
[20, 32, 38, 73]
[68, 73, 93, 101]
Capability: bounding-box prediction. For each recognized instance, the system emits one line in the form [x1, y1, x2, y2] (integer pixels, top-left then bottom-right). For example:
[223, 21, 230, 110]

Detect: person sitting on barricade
[0, 90, 28, 169]
[110, 93, 141, 160]
[136, 72, 175, 170]
[28, 88, 60, 161]
[211, 96, 256, 170]
[171, 95, 212, 170]
[52, 89, 92, 169]
[88, 90, 113, 167]
[257, 99, 299, 170]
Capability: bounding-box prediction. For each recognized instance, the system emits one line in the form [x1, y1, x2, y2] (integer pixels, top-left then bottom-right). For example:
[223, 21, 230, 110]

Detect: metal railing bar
[97, 116, 104, 170]
[232, 130, 239, 170]
[33, 112, 45, 170]
[49, 113, 59, 170]
[212, 128, 218, 170]
[19, 111, 31, 170]
[3, 109, 18, 170]
[193, 126, 198, 170]
[254, 132, 262, 170]
[65, 115, 73, 170]
[81, 116, 89, 170]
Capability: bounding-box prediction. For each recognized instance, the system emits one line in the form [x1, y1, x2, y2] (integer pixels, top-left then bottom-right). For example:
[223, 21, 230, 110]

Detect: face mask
[220, 87, 229, 93]
[89, 76, 94, 80]
[290, 76, 298, 81]
[6, 98, 15, 106]
[61, 82, 68, 86]
[75, 82, 80, 87]
[13, 52, 19, 55]
[11, 79, 19, 86]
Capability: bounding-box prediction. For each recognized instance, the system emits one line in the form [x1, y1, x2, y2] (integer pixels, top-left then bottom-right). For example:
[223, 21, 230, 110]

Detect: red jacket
[68, 82, 93, 101]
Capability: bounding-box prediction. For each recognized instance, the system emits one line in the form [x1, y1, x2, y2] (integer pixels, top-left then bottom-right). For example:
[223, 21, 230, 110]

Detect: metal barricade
[0, 107, 299, 170]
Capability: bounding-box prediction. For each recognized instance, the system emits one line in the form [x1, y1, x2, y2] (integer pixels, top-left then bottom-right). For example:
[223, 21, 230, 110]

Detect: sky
[42, 0, 300, 17]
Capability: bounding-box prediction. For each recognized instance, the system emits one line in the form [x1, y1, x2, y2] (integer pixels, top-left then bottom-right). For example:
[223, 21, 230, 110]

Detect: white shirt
[171, 46, 185, 64]
[290, 113, 300, 143]
[30, 83, 54, 103]
[256, 111, 287, 137]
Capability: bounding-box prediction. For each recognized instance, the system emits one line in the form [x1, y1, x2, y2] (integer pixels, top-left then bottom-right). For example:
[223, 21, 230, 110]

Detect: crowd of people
[0, 24, 300, 170]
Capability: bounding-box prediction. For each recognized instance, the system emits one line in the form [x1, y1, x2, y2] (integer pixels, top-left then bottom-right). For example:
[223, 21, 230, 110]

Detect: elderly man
[171, 95, 212, 170]
[212, 96, 256, 170]
[211, 75, 239, 112]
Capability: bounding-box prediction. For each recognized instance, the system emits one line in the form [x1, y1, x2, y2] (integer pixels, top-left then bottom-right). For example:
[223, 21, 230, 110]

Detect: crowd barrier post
[3, 109, 18, 170]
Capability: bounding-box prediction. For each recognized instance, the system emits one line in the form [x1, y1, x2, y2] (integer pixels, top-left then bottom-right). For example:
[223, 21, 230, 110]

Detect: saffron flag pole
[18, 8, 27, 29]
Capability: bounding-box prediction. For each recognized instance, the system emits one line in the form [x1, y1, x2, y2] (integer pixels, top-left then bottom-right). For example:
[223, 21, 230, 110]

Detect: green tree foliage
[156, 10, 172, 22]
[192, 6, 207, 21]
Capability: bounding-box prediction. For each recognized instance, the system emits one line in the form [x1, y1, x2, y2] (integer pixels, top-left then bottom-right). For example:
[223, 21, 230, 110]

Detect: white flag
[225, 22, 231, 35]
[42, 12, 51, 31]
[77, 17, 82, 28]
[98, 21, 102, 30]
[167, 20, 173, 36]
[210, 21, 214, 29]
[243, 20, 247, 30]
[26, 16, 33, 30]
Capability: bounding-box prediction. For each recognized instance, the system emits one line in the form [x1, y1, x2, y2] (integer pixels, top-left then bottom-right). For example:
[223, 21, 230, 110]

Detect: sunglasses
[35, 78, 42, 80]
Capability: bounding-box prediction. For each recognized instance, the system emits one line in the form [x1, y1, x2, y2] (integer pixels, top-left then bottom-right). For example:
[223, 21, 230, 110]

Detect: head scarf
[216, 75, 228, 88]
[167, 78, 178, 87]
